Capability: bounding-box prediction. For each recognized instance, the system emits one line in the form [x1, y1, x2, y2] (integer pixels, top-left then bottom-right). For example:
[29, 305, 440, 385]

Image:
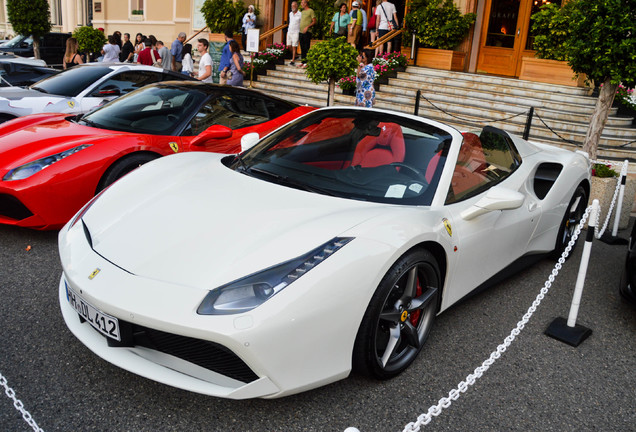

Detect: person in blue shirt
[170, 32, 186, 71]
[219, 29, 235, 85]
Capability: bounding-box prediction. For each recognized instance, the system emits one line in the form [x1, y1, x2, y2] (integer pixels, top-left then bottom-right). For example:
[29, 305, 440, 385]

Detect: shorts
[348, 24, 362, 45]
[287, 32, 299, 47]
[378, 29, 390, 38]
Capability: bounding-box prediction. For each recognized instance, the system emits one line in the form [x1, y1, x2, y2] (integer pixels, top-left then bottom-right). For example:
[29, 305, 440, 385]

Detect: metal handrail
[185, 27, 208, 44]
[365, 28, 404, 49]
[259, 23, 288, 40]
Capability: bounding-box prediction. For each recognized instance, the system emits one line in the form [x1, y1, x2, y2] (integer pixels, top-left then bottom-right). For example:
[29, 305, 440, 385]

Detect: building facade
[0, 0, 547, 79]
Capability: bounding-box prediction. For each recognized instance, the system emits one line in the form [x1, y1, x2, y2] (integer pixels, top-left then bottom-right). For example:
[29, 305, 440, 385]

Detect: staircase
[250, 63, 636, 162]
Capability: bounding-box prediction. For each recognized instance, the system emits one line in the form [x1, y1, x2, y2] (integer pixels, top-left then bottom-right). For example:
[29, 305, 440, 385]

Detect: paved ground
[0, 223, 634, 432]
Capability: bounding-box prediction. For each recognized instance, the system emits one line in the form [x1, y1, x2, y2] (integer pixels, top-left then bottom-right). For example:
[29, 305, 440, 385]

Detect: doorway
[476, 0, 560, 77]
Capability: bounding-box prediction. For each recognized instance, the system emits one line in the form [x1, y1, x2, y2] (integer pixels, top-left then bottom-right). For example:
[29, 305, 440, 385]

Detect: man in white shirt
[375, 0, 398, 55]
[287, 1, 302, 65]
[197, 38, 214, 83]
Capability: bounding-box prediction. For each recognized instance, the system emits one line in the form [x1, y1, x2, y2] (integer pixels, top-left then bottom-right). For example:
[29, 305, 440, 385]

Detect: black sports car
[619, 222, 636, 304]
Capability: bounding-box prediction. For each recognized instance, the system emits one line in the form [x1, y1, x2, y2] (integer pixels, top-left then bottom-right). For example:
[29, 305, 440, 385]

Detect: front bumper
[58, 220, 389, 398]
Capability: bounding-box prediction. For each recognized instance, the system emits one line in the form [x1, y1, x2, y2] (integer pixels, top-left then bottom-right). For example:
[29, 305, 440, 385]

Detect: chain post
[414, 89, 421, 116]
[522, 107, 534, 140]
[610, 160, 629, 238]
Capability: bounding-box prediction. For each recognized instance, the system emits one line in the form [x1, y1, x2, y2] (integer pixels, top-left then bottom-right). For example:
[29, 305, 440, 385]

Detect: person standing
[348, 2, 363, 48]
[298, 0, 316, 67]
[136, 39, 160, 66]
[287, 1, 302, 65]
[63, 37, 83, 69]
[181, 43, 194, 76]
[101, 35, 121, 63]
[219, 29, 235, 85]
[375, 0, 398, 55]
[156, 41, 173, 70]
[171, 32, 186, 71]
[355, 49, 375, 107]
[227, 40, 245, 87]
[241, 5, 257, 50]
[120, 33, 134, 62]
[133, 33, 145, 62]
[197, 38, 214, 83]
[330, 3, 351, 37]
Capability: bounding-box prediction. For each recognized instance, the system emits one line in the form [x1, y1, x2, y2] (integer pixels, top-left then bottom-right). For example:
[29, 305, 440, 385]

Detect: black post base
[545, 317, 592, 347]
[599, 233, 628, 245]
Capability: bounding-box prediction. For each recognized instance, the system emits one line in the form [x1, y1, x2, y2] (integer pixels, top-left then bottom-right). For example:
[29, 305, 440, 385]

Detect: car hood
[83, 153, 386, 290]
[0, 114, 121, 171]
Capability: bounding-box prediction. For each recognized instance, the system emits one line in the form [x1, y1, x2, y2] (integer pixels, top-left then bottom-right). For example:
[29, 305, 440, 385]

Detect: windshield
[1, 35, 31, 48]
[238, 110, 453, 205]
[81, 84, 207, 135]
[30, 66, 112, 97]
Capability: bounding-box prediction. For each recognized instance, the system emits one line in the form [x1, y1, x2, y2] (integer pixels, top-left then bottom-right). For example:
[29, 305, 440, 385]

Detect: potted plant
[72, 26, 106, 62]
[590, 163, 636, 230]
[519, 2, 586, 87]
[201, 0, 253, 42]
[614, 85, 636, 125]
[305, 37, 357, 106]
[337, 76, 356, 96]
[404, 0, 475, 71]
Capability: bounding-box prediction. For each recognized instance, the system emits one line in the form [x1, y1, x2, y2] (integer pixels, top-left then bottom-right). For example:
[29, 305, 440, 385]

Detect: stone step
[386, 76, 607, 115]
[376, 83, 628, 127]
[401, 66, 593, 97]
[256, 72, 633, 132]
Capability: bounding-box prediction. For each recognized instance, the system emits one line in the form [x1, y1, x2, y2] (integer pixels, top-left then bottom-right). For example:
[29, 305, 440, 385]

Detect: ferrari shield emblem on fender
[442, 218, 452, 237]
[67, 100, 75, 108]
[88, 268, 101, 280]
[169, 142, 179, 153]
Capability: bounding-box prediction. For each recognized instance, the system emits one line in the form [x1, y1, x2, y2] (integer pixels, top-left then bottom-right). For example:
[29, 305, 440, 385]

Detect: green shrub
[404, 0, 475, 51]
[73, 26, 106, 56]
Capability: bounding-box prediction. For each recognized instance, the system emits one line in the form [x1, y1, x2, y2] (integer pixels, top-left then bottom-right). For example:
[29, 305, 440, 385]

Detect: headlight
[198, 237, 353, 315]
[3, 144, 91, 181]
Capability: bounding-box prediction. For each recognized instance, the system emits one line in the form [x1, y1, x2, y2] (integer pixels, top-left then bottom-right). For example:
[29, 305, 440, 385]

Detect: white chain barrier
[400, 204, 594, 432]
[0, 372, 45, 432]
[593, 160, 628, 239]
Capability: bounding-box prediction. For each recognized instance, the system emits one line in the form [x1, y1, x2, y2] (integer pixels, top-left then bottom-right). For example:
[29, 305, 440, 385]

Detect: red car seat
[351, 123, 405, 168]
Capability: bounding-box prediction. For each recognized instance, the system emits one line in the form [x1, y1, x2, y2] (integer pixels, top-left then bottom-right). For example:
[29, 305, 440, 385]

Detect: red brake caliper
[410, 277, 422, 325]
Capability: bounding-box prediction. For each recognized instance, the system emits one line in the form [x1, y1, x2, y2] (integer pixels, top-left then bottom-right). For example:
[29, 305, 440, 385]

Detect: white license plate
[66, 283, 120, 341]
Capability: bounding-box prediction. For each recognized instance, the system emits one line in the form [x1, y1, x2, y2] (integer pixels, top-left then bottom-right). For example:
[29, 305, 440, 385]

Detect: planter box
[589, 176, 636, 230]
[415, 48, 465, 71]
[519, 57, 586, 88]
[400, 46, 415, 65]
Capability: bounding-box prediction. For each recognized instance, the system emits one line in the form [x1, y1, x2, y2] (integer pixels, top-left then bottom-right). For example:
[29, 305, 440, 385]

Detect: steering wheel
[390, 162, 428, 184]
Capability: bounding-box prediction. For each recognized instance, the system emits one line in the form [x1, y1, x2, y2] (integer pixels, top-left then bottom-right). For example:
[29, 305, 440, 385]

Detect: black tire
[96, 153, 159, 193]
[551, 185, 588, 260]
[353, 249, 440, 379]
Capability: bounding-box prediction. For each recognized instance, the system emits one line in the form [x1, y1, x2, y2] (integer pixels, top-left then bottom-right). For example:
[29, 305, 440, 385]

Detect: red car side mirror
[191, 124, 233, 146]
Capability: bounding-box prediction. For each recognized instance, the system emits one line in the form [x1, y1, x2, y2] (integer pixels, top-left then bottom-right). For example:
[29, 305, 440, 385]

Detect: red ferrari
[0, 82, 314, 229]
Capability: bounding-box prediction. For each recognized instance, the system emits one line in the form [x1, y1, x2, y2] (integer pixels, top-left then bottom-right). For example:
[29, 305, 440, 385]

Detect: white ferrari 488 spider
[58, 107, 590, 399]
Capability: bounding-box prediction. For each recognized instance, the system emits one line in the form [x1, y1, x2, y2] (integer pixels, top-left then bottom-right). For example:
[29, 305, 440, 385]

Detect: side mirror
[191, 124, 233, 146]
[240, 132, 259, 152]
[460, 187, 525, 220]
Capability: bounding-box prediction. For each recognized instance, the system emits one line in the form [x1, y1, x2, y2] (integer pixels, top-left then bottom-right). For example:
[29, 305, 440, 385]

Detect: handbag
[368, 13, 376, 30]
[150, 49, 161, 68]
[380, 4, 398, 30]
